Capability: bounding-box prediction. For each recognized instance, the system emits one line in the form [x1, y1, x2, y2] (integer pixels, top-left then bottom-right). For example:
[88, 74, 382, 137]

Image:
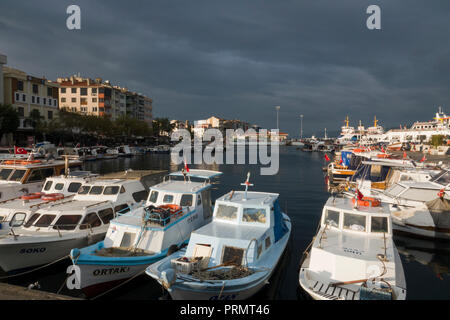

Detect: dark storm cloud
[1, 0, 450, 136]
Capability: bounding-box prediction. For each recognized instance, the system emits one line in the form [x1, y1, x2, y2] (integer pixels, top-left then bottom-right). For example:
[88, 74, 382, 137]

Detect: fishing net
[95, 247, 152, 257]
[189, 266, 254, 281]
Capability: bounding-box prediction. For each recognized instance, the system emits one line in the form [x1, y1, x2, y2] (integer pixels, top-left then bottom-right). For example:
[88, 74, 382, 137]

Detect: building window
[17, 107, 24, 117]
[22, 94, 26, 102]
[71, 98, 76, 103]
[92, 88, 97, 94]
[43, 98, 46, 105]
[80, 88, 87, 96]
[71, 88, 77, 94]
[15, 93, 20, 101]
[61, 98, 66, 103]
[61, 88, 66, 94]
[32, 96, 35, 104]
[17, 81, 24, 91]
[47, 87, 53, 96]
[54, 99, 57, 107]
[92, 98, 97, 102]
[93, 107, 97, 112]
[48, 111, 53, 120]
[36, 97, 40, 104]
[48, 99, 52, 106]
[32, 84, 38, 94]
[80, 98, 87, 105]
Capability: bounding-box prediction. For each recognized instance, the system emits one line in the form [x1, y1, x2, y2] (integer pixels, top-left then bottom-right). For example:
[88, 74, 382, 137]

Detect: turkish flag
[324, 154, 330, 162]
[420, 155, 426, 162]
[356, 189, 364, 200]
[403, 151, 407, 159]
[14, 146, 27, 154]
[184, 158, 189, 172]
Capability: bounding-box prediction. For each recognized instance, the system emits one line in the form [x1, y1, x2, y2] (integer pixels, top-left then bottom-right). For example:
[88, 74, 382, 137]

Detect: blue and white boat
[146, 174, 292, 300]
[68, 169, 222, 297]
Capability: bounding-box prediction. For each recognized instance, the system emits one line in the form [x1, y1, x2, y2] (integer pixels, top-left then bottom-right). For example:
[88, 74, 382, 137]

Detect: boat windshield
[215, 204, 238, 221]
[242, 208, 267, 224]
[434, 171, 450, 186]
[343, 212, 366, 232]
[0, 168, 13, 180]
[324, 209, 340, 228]
[371, 216, 388, 233]
[8, 169, 26, 181]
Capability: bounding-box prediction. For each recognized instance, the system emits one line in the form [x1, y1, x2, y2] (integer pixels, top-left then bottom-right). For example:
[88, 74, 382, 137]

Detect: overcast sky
[1, 0, 449, 137]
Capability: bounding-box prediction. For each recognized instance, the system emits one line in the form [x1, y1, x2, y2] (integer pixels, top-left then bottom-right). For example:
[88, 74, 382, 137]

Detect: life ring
[352, 197, 381, 207]
[21, 192, 43, 200]
[41, 193, 64, 201]
[3, 160, 41, 165]
[377, 153, 391, 159]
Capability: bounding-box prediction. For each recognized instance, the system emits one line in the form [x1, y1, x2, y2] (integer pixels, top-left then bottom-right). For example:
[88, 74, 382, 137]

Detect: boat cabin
[104, 170, 222, 253]
[182, 191, 289, 269]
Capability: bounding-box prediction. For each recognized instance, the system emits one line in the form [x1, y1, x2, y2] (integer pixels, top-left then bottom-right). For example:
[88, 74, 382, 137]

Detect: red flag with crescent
[14, 146, 27, 154]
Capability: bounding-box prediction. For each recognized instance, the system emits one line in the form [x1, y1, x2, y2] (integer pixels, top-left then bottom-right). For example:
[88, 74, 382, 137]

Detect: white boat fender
[161, 269, 176, 289]
[70, 248, 81, 261]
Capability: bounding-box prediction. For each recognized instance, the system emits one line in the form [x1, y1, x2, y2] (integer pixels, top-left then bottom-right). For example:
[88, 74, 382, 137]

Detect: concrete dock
[0, 283, 82, 300]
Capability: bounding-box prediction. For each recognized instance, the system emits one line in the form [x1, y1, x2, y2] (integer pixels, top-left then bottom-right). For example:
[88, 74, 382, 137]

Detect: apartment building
[57, 75, 152, 126]
[3, 66, 59, 128]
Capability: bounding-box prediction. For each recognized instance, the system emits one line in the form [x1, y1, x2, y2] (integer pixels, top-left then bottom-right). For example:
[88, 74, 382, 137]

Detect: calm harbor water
[3, 147, 450, 300]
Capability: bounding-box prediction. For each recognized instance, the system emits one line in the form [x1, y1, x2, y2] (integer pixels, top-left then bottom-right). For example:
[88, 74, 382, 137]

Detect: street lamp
[275, 106, 280, 130]
[300, 114, 303, 139]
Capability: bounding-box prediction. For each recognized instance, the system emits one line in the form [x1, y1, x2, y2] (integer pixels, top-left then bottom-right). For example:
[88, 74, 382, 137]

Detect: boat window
[180, 194, 193, 207]
[148, 191, 158, 203]
[104, 186, 120, 195]
[197, 195, 202, 206]
[54, 183, 64, 191]
[435, 171, 450, 185]
[79, 212, 102, 229]
[385, 184, 406, 197]
[44, 180, 53, 191]
[216, 204, 238, 221]
[114, 204, 130, 214]
[120, 232, 136, 247]
[9, 169, 26, 181]
[257, 244, 262, 258]
[370, 165, 382, 178]
[242, 208, 267, 224]
[10, 212, 26, 227]
[24, 213, 40, 228]
[53, 215, 82, 231]
[34, 214, 56, 228]
[343, 213, 366, 232]
[27, 169, 44, 182]
[78, 186, 91, 194]
[371, 216, 388, 233]
[265, 236, 271, 249]
[221, 246, 244, 266]
[0, 169, 13, 180]
[120, 186, 126, 193]
[132, 190, 148, 202]
[90, 186, 104, 195]
[324, 210, 340, 228]
[41, 168, 55, 179]
[163, 194, 174, 203]
[68, 182, 82, 193]
[98, 208, 114, 224]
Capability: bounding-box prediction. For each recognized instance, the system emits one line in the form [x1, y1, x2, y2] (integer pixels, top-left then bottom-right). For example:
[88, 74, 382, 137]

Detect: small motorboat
[68, 169, 222, 297]
[299, 195, 406, 300]
[0, 171, 160, 274]
[147, 173, 292, 300]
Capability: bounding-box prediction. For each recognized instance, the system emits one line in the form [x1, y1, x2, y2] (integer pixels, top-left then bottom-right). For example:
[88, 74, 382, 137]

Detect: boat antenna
[241, 172, 253, 201]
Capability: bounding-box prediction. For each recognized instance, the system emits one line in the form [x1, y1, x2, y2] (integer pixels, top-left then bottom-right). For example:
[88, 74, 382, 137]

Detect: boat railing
[8, 222, 96, 239]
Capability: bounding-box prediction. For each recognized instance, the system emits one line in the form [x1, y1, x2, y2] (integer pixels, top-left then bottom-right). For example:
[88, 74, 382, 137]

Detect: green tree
[431, 135, 445, 147]
[0, 104, 20, 142]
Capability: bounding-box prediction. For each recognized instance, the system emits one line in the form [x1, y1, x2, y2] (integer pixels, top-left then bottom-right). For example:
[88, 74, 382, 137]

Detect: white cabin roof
[325, 197, 390, 216]
[151, 180, 211, 194]
[169, 169, 223, 180]
[192, 220, 267, 241]
[217, 191, 279, 206]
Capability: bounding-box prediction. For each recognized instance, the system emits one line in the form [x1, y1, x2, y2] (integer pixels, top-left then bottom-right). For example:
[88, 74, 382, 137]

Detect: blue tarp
[341, 151, 352, 167]
[273, 199, 289, 243]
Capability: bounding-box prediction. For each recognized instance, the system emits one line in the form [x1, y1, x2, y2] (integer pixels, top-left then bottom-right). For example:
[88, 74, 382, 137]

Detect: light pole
[275, 106, 280, 130]
[300, 114, 303, 139]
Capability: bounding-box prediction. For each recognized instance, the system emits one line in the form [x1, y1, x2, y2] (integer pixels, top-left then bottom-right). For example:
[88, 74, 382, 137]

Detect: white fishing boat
[0, 170, 163, 274]
[147, 174, 291, 300]
[0, 171, 98, 235]
[0, 158, 83, 202]
[117, 145, 133, 157]
[68, 169, 222, 297]
[104, 148, 119, 160]
[299, 196, 406, 300]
